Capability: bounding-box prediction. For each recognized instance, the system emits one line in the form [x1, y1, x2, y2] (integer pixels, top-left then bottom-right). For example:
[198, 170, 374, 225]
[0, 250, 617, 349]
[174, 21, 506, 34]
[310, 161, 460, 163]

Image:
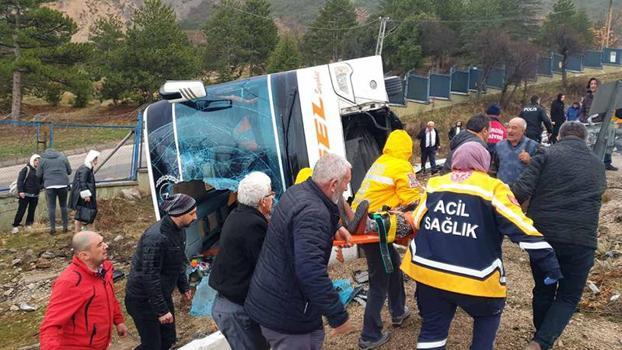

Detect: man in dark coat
[416, 121, 441, 173]
[209, 172, 273, 350]
[37, 148, 72, 234]
[125, 193, 197, 350]
[12, 154, 42, 233]
[245, 153, 353, 350]
[70, 150, 99, 233]
[448, 121, 463, 141]
[549, 93, 565, 144]
[519, 95, 553, 143]
[441, 113, 490, 174]
[512, 122, 607, 350]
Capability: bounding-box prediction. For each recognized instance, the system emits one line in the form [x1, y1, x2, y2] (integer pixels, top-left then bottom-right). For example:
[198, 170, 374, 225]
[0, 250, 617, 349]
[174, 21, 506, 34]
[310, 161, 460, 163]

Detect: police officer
[519, 95, 553, 143]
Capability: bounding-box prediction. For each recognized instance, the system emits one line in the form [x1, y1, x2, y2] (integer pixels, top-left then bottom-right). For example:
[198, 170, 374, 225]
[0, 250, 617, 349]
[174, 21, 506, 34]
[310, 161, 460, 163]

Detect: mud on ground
[0, 166, 621, 349]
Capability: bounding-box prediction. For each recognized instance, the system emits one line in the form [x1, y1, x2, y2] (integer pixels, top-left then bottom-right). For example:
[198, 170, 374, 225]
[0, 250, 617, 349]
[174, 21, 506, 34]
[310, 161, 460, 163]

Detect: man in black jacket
[441, 113, 489, 174]
[12, 154, 42, 233]
[245, 153, 353, 350]
[209, 172, 273, 350]
[519, 95, 553, 143]
[512, 122, 606, 350]
[125, 193, 197, 350]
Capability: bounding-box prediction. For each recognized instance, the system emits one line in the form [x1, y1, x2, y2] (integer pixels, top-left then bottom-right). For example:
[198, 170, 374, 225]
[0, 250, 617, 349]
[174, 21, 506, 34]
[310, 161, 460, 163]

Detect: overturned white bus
[143, 56, 405, 257]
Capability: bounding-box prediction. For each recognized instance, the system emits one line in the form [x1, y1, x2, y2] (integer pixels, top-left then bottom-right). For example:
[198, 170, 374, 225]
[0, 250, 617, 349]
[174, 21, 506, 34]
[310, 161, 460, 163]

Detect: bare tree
[419, 21, 458, 71]
[500, 40, 539, 108]
[540, 0, 593, 88]
[468, 29, 512, 97]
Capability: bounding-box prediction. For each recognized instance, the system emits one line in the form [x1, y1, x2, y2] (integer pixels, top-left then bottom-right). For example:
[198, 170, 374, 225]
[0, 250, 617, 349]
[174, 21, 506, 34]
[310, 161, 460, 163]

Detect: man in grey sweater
[37, 149, 72, 234]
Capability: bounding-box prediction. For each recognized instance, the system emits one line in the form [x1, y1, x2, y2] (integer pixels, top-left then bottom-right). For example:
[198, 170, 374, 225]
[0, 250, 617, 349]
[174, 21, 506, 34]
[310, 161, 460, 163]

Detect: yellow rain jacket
[352, 130, 422, 212]
[294, 167, 313, 185]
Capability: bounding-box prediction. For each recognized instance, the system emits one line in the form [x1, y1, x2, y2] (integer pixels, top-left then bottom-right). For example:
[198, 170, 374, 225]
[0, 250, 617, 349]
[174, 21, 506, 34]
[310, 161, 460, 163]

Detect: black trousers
[13, 196, 39, 227]
[421, 147, 437, 172]
[125, 297, 176, 350]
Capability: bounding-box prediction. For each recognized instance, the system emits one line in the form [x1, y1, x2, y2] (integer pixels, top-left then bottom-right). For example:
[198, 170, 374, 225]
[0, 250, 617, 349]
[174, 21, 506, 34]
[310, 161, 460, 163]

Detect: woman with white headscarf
[11, 154, 42, 233]
[70, 150, 100, 233]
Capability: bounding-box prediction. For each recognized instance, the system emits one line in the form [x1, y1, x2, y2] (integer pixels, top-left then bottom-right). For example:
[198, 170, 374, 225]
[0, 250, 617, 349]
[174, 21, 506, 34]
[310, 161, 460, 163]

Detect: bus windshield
[174, 76, 285, 196]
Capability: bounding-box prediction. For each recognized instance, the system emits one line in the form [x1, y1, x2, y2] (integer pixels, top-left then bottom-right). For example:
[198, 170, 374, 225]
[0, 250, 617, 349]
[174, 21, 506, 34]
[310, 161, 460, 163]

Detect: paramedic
[352, 129, 421, 349]
[401, 142, 562, 350]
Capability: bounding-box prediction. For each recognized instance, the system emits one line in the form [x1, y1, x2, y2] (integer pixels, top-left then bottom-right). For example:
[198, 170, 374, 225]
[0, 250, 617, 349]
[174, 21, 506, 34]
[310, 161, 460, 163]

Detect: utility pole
[375, 17, 389, 56]
[603, 0, 614, 49]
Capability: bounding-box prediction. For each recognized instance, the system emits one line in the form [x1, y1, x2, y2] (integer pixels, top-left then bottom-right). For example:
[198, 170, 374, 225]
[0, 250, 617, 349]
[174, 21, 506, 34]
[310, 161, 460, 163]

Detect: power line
[216, 2, 380, 31]
[213, 3, 582, 32]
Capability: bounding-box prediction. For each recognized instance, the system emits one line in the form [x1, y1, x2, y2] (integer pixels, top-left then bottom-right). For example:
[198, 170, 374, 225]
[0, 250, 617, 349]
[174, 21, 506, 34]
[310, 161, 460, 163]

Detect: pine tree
[382, 16, 423, 74]
[203, 0, 247, 82]
[88, 17, 127, 104]
[120, 0, 201, 101]
[267, 35, 303, 73]
[302, 0, 358, 65]
[240, 0, 278, 74]
[0, 0, 91, 116]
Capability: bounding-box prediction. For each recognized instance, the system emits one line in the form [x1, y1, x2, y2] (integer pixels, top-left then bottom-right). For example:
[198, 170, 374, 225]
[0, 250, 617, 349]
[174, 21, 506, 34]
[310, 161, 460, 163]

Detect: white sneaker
[25, 226, 33, 232]
[11, 227, 19, 234]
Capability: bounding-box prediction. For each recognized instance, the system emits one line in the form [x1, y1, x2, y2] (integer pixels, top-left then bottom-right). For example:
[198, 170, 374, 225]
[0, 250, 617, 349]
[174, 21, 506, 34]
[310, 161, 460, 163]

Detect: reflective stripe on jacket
[401, 171, 561, 298]
[353, 130, 421, 211]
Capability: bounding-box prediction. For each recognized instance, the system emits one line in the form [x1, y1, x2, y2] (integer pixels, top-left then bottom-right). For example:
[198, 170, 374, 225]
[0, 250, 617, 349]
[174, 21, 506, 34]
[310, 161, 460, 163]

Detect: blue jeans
[530, 241, 594, 350]
[604, 152, 612, 165]
[45, 187, 68, 231]
[415, 283, 505, 350]
[212, 294, 269, 350]
[360, 243, 406, 342]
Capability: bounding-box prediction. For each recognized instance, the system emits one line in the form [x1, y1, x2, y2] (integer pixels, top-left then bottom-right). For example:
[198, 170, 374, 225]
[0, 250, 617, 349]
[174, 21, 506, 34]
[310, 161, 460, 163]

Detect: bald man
[493, 117, 541, 186]
[416, 121, 441, 173]
[40, 231, 126, 350]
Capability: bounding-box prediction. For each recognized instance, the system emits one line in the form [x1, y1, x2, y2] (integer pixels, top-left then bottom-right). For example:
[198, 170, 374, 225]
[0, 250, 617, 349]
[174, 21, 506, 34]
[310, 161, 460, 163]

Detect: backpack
[9, 166, 30, 197]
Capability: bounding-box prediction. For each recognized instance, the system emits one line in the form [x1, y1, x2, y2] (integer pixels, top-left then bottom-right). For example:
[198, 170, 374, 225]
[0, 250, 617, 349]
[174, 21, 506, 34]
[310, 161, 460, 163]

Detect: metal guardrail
[0, 113, 144, 191]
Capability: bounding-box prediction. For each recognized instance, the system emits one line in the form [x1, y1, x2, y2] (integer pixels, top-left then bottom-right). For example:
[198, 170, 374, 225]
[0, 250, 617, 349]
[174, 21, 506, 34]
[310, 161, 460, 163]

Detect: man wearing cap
[125, 193, 197, 350]
[486, 103, 507, 155]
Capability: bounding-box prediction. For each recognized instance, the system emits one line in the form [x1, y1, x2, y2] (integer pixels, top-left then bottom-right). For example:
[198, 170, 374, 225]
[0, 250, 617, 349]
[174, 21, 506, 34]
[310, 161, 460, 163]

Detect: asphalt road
[0, 144, 137, 189]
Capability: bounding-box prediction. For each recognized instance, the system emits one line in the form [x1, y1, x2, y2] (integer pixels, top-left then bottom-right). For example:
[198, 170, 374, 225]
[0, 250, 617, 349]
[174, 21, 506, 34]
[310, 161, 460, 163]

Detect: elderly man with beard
[245, 153, 353, 350]
[209, 172, 274, 350]
[492, 118, 541, 186]
[125, 193, 197, 350]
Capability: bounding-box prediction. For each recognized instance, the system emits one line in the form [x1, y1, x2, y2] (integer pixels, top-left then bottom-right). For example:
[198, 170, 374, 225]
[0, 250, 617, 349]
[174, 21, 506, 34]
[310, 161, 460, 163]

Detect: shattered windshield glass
[175, 76, 285, 195]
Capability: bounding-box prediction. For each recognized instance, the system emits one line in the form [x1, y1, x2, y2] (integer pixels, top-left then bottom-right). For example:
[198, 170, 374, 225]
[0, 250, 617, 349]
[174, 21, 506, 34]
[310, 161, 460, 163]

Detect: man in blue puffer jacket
[245, 153, 353, 349]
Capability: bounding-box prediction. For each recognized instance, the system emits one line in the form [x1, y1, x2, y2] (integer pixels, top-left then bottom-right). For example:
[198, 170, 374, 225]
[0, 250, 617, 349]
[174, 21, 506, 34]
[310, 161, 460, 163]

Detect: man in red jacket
[40, 231, 127, 349]
[486, 104, 507, 148]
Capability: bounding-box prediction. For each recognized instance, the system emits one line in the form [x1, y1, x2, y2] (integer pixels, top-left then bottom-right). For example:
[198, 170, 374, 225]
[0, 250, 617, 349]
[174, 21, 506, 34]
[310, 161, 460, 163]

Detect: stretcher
[333, 234, 379, 246]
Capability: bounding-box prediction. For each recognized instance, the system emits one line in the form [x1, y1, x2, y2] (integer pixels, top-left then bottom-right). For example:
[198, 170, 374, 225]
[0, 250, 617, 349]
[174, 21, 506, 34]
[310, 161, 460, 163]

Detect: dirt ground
[1, 164, 621, 350]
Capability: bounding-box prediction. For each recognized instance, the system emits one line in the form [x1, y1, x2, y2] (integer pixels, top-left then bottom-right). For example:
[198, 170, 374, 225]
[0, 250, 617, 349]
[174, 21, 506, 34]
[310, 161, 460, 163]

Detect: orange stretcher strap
[333, 234, 379, 247]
